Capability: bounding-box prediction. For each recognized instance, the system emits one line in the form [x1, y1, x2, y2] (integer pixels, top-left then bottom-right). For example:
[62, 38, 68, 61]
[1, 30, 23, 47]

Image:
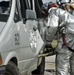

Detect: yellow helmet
[70, 4, 74, 9]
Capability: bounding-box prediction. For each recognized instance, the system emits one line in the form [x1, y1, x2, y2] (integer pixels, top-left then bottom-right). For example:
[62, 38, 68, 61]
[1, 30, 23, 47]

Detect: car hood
[0, 22, 6, 34]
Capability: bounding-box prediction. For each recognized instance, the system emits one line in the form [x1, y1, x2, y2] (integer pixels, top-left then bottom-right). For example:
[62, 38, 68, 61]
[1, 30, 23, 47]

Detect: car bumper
[0, 66, 5, 74]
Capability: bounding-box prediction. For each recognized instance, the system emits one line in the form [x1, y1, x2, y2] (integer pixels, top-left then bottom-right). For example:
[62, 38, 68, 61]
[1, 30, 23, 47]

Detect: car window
[14, 4, 21, 23]
[29, 0, 45, 18]
[34, 0, 43, 18]
[20, 0, 30, 19]
[29, 0, 33, 10]
[0, 0, 11, 22]
[38, 0, 43, 7]
[27, 0, 31, 9]
[0, 1, 11, 14]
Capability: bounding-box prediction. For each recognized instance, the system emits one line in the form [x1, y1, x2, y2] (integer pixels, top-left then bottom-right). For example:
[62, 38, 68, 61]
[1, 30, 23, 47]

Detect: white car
[0, 0, 46, 75]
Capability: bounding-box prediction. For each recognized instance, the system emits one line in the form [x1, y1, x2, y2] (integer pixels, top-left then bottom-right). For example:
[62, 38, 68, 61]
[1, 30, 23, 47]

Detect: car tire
[32, 57, 45, 74]
[4, 61, 20, 75]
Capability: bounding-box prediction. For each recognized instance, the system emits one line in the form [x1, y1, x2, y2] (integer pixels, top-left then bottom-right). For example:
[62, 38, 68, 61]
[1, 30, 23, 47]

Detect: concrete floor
[32, 55, 56, 75]
[45, 55, 55, 75]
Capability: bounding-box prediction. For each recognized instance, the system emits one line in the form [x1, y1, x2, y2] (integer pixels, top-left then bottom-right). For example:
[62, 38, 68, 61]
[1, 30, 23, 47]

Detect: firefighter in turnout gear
[45, 0, 74, 75]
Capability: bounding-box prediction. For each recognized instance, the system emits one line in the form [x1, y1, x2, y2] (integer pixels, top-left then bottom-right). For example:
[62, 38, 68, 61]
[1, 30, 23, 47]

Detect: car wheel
[32, 57, 45, 74]
[4, 61, 20, 75]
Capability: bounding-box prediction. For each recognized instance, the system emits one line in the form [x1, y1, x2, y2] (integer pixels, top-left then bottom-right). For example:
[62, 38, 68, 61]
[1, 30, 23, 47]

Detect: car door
[26, 0, 44, 56]
[18, 0, 44, 72]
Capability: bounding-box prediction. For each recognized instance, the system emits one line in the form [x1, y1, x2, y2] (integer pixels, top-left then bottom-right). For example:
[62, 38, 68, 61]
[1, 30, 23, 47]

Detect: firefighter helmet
[70, 3, 74, 9]
[48, 3, 58, 9]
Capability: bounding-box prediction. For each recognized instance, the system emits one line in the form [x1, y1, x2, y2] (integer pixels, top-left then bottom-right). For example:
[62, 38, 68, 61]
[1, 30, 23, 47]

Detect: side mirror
[26, 9, 37, 20]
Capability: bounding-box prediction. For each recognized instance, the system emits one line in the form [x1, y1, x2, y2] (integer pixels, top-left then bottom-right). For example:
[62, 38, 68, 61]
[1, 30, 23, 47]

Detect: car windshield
[0, 1, 10, 14]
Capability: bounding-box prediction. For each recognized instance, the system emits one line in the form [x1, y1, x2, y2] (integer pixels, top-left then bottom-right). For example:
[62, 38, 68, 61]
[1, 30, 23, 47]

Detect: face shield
[61, 0, 69, 3]
[71, 0, 74, 2]
[57, 0, 70, 4]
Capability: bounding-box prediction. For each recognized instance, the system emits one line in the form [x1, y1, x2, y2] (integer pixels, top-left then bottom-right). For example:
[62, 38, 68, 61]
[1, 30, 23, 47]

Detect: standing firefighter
[45, 0, 74, 75]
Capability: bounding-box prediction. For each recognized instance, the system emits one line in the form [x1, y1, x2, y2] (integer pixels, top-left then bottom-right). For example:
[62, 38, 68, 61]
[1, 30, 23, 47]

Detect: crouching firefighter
[45, 0, 74, 75]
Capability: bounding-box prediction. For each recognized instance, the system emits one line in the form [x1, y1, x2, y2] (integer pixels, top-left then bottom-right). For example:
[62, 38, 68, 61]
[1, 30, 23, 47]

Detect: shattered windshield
[0, 1, 10, 14]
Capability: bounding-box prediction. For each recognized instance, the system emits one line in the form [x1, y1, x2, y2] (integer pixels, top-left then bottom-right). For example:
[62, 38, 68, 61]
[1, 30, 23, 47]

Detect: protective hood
[0, 0, 9, 2]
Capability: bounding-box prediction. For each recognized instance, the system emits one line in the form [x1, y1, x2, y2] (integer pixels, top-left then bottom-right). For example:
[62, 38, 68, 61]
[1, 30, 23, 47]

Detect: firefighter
[63, 2, 74, 75]
[45, 0, 74, 75]
[62, 2, 74, 75]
